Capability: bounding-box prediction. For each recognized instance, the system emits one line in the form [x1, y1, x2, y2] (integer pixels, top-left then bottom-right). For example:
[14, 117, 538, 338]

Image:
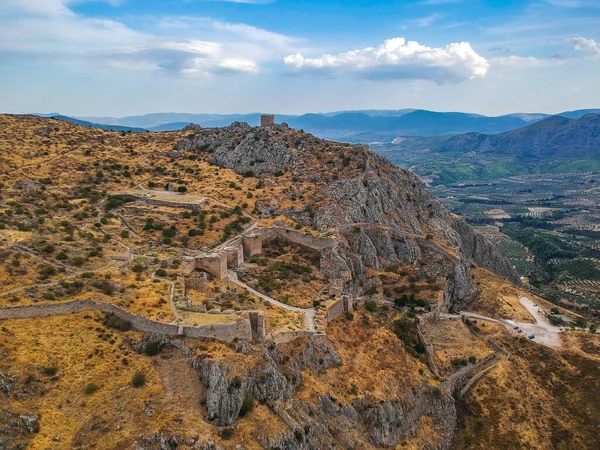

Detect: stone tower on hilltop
[260, 114, 275, 127]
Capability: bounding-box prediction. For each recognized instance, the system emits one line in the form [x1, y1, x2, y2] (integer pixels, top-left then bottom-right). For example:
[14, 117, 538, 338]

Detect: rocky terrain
[1, 115, 598, 450]
[176, 121, 519, 310]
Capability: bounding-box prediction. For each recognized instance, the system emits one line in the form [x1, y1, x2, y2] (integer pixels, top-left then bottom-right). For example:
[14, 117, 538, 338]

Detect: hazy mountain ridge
[394, 113, 600, 159]
[36, 108, 600, 141]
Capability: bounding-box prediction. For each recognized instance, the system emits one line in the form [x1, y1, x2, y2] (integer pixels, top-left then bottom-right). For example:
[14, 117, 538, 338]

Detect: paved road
[227, 270, 316, 331]
[462, 296, 562, 349]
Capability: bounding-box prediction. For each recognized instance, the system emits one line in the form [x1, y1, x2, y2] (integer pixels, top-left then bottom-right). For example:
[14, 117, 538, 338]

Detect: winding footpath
[152, 271, 180, 321]
[227, 270, 316, 332]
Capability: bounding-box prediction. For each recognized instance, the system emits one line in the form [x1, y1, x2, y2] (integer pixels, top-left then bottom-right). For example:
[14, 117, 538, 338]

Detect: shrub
[451, 358, 468, 368]
[473, 417, 486, 432]
[239, 395, 255, 417]
[548, 315, 564, 326]
[42, 292, 56, 300]
[42, 244, 55, 254]
[221, 428, 235, 440]
[155, 268, 167, 277]
[131, 372, 146, 388]
[71, 256, 85, 267]
[590, 324, 597, 334]
[145, 341, 160, 356]
[414, 342, 426, 354]
[84, 383, 99, 395]
[41, 367, 58, 376]
[121, 230, 129, 238]
[103, 313, 132, 331]
[468, 356, 477, 364]
[365, 301, 377, 313]
[345, 311, 354, 321]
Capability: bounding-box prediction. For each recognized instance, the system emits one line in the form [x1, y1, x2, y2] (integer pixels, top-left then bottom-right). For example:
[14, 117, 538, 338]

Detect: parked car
[513, 326, 519, 330]
[517, 329, 523, 334]
[529, 335, 535, 339]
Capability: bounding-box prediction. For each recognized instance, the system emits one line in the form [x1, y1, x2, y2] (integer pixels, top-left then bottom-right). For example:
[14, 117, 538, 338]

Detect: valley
[377, 115, 600, 324]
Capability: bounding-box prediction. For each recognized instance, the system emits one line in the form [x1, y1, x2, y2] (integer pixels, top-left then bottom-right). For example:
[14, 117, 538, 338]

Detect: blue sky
[1, 0, 599, 117]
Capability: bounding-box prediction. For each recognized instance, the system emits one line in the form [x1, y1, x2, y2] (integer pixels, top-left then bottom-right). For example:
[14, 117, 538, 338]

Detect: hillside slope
[395, 113, 600, 159]
[175, 121, 520, 308]
[6, 115, 589, 450]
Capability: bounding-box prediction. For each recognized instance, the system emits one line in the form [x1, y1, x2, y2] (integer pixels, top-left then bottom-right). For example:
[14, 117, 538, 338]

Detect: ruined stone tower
[260, 114, 275, 127]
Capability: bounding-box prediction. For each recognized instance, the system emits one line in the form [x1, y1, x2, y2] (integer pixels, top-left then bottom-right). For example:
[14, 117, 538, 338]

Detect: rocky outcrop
[175, 123, 520, 309]
[450, 216, 521, 286]
[175, 122, 294, 177]
[155, 334, 457, 450]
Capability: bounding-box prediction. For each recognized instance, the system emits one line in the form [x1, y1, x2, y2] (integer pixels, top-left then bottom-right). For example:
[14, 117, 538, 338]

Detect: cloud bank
[283, 38, 489, 84]
[0, 0, 297, 76]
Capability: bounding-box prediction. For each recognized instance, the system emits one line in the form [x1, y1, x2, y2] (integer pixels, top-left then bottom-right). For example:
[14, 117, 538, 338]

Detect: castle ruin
[260, 114, 275, 127]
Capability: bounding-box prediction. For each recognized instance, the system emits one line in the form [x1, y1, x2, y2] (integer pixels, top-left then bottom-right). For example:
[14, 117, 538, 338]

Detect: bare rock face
[175, 123, 519, 310]
[13, 178, 38, 194]
[163, 335, 456, 450]
[175, 122, 294, 177]
[182, 123, 202, 131]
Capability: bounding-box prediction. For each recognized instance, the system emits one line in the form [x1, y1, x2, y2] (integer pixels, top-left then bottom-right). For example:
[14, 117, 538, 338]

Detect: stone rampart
[113, 194, 207, 210]
[196, 253, 227, 280]
[242, 233, 262, 257]
[326, 299, 345, 323]
[0, 299, 264, 343]
[224, 245, 244, 268]
[184, 276, 208, 293]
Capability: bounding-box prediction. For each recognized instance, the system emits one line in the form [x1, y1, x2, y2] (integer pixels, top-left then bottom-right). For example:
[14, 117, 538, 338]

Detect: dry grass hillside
[1, 115, 599, 449]
[453, 322, 600, 450]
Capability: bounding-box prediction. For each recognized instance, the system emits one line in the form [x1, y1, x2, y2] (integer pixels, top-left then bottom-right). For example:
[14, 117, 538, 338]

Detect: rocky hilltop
[7, 115, 584, 450]
[176, 122, 519, 309]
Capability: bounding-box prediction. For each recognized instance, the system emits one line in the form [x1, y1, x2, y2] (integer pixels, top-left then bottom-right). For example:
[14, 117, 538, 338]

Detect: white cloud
[283, 37, 489, 84]
[490, 55, 566, 69]
[567, 37, 600, 58]
[0, 0, 296, 76]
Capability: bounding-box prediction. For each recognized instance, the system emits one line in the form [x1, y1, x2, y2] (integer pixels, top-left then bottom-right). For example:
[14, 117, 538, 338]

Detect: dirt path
[152, 271, 180, 321]
[462, 296, 563, 349]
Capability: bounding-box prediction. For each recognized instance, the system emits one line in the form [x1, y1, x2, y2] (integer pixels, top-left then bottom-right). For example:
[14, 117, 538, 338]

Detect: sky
[1, 0, 600, 117]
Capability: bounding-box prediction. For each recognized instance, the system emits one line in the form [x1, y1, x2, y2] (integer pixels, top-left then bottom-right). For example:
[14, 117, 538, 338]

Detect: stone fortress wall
[326, 295, 354, 323]
[184, 226, 336, 281]
[114, 193, 208, 210]
[0, 298, 265, 343]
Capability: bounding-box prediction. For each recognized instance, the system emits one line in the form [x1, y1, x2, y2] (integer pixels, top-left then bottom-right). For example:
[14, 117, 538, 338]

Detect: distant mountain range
[393, 113, 600, 159]
[378, 113, 600, 184]
[33, 108, 600, 142]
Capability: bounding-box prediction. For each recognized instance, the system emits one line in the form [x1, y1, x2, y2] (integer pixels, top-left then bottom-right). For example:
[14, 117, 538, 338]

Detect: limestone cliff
[176, 123, 520, 310]
[141, 334, 457, 450]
